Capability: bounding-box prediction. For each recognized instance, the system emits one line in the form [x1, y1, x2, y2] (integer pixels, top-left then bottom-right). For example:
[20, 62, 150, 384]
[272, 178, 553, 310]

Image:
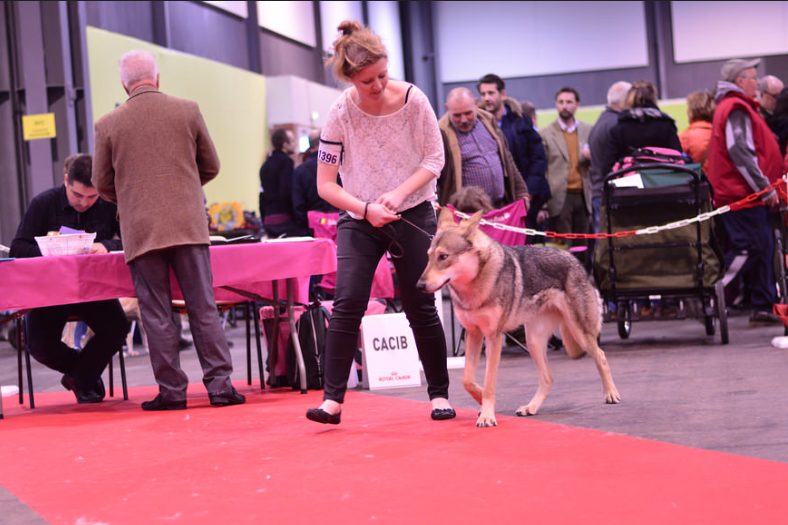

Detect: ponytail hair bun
[338, 20, 362, 36]
[327, 20, 387, 82]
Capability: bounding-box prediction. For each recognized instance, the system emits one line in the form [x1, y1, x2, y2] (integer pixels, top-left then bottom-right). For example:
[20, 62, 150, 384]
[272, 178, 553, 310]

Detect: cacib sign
[361, 312, 422, 390]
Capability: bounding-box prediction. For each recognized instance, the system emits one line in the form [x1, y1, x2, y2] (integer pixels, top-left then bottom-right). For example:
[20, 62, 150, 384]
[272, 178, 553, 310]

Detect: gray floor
[2, 301, 788, 524]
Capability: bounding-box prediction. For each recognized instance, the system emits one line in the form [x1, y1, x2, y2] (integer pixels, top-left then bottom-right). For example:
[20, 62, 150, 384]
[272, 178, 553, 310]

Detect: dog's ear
[465, 210, 483, 231]
[438, 207, 456, 228]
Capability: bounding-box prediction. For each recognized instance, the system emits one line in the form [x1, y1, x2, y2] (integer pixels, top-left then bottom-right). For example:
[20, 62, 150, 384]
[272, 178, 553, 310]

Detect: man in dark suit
[10, 154, 128, 404]
[93, 49, 244, 410]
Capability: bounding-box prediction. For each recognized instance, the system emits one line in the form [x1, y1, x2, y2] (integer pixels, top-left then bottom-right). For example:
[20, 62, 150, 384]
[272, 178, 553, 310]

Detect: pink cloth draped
[449, 199, 528, 246]
[0, 240, 337, 311]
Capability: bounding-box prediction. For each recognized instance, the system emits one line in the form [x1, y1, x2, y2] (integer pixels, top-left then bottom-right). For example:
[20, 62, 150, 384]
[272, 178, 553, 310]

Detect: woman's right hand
[365, 202, 399, 227]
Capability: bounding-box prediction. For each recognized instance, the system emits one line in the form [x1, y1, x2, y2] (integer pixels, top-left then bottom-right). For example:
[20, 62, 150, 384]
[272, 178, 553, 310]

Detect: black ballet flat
[431, 407, 456, 421]
[306, 407, 342, 425]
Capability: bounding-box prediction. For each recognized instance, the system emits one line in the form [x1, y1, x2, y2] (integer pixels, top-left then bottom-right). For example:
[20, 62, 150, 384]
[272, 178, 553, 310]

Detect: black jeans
[322, 201, 449, 404]
[25, 300, 128, 390]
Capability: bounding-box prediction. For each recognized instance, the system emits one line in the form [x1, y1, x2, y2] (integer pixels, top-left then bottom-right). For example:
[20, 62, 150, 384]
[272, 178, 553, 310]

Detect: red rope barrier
[437, 177, 787, 241]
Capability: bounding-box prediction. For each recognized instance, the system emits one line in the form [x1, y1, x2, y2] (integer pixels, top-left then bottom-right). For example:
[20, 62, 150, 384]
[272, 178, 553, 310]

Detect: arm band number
[318, 143, 342, 166]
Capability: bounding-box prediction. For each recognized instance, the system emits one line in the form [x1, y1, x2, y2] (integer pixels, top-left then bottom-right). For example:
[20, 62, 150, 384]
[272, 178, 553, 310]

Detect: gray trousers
[128, 244, 234, 401]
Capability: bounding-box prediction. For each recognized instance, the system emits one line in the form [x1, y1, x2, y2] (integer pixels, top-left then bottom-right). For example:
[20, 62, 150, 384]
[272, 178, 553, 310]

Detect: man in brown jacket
[437, 87, 529, 209]
[92, 49, 244, 410]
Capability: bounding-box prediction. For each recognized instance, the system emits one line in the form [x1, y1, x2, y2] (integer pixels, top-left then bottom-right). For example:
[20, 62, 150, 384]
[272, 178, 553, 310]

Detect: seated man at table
[9, 153, 129, 404]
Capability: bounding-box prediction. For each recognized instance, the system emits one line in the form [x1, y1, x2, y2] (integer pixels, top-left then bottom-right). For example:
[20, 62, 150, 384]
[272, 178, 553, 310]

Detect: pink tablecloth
[0, 239, 337, 311]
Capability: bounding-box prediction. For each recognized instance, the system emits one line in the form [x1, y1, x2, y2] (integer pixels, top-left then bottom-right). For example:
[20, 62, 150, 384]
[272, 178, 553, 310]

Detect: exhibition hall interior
[1, 2, 788, 525]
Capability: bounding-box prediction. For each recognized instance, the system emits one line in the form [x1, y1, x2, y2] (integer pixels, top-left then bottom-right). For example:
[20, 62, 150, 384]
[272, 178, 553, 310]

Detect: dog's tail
[557, 287, 603, 360]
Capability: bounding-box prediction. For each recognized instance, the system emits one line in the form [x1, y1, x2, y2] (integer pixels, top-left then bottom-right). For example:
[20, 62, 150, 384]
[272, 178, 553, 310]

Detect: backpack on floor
[286, 302, 331, 390]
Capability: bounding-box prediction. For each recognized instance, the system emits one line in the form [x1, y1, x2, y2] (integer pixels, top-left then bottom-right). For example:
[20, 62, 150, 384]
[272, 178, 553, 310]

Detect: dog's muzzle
[416, 277, 449, 294]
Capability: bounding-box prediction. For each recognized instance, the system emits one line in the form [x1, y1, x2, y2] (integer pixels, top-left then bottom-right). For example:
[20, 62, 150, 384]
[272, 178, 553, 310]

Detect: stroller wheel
[715, 281, 729, 345]
[617, 319, 631, 339]
[617, 302, 631, 339]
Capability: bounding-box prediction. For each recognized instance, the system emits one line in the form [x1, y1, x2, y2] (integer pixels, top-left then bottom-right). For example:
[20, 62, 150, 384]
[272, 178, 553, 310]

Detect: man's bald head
[759, 75, 784, 113]
[445, 87, 479, 133]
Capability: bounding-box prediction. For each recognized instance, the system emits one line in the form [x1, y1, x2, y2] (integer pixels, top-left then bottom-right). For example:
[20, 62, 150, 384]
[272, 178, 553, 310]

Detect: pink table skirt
[0, 239, 337, 311]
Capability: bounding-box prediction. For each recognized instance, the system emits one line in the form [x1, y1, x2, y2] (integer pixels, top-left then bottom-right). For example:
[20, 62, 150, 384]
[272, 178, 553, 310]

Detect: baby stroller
[593, 161, 729, 344]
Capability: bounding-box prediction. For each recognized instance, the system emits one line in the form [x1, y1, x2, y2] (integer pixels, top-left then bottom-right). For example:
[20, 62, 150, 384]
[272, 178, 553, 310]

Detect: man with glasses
[758, 75, 784, 121]
[707, 58, 784, 326]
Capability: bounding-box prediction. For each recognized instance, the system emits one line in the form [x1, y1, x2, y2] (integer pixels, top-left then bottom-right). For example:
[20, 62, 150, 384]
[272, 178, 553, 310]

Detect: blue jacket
[498, 98, 550, 203]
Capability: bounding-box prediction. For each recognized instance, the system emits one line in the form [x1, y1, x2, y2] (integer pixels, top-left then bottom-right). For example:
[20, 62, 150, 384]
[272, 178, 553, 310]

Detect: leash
[396, 214, 434, 240]
[373, 213, 435, 259]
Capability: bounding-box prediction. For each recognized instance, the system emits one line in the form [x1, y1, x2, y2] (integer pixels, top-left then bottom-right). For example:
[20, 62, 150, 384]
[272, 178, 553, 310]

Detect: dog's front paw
[515, 405, 538, 417]
[605, 390, 621, 404]
[475, 412, 498, 427]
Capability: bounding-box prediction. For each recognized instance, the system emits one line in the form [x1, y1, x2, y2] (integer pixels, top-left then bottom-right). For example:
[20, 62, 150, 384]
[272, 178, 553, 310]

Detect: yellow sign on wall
[22, 113, 56, 140]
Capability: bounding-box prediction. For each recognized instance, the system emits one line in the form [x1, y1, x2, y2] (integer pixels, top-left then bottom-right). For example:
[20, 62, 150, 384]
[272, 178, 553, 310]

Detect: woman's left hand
[366, 202, 399, 227]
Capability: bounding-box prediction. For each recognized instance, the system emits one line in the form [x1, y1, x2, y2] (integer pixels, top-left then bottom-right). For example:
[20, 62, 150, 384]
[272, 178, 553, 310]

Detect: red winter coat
[706, 89, 782, 207]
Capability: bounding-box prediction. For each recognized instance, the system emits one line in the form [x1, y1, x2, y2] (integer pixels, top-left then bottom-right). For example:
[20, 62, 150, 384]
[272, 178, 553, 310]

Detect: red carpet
[1, 384, 787, 524]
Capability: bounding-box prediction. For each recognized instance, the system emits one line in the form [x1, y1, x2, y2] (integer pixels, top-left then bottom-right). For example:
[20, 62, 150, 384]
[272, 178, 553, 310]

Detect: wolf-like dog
[417, 208, 620, 427]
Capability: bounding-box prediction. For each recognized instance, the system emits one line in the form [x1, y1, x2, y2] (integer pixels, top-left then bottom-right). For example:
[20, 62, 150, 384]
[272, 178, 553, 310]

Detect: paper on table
[610, 174, 644, 189]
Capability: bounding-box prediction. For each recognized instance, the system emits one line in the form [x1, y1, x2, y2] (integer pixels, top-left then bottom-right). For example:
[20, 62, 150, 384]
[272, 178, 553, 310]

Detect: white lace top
[320, 85, 444, 215]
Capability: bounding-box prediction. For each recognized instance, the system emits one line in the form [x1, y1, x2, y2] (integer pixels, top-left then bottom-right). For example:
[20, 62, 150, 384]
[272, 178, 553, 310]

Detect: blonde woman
[306, 21, 454, 424]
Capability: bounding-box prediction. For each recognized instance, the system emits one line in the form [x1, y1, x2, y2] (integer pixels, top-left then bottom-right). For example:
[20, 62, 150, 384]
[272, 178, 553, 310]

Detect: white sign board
[361, 312, 422, 390]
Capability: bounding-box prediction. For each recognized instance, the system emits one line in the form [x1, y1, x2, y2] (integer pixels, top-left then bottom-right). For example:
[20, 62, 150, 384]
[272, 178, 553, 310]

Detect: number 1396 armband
[318, 140, 343, 167]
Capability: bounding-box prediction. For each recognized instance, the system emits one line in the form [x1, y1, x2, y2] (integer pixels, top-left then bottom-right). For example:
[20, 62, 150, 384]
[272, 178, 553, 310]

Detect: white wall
[368, 1, 405, 81]
[257, 1, 316, 47]
[672, 1, 788, 63]
[266, 75, 341, 129]
[436, 1, 649, 82]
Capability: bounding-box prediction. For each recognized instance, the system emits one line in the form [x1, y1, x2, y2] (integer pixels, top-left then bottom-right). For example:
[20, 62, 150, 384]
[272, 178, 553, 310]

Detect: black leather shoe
[90, 377, 106, 399]
[141, 393, 187, 411]
[208, 387, 246, 406]
[306, 408, 341, 425]
[61, 374, 104, 404]
[431, 407, 457, 421]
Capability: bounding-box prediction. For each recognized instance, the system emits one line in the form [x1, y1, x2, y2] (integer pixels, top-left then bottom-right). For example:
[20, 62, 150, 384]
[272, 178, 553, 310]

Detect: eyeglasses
[739, 75, 759, 81]
[762, 91, 780, 98]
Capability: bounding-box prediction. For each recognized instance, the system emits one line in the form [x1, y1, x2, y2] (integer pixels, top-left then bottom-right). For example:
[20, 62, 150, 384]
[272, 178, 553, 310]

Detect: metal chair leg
[16, 317, 34, 408]
[108, 355, 115, 397]
[16, 319, 23, 405]
[253, 301, 265, 389]
[118, 348, 128, 400]
[246, 302, 252, 385]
